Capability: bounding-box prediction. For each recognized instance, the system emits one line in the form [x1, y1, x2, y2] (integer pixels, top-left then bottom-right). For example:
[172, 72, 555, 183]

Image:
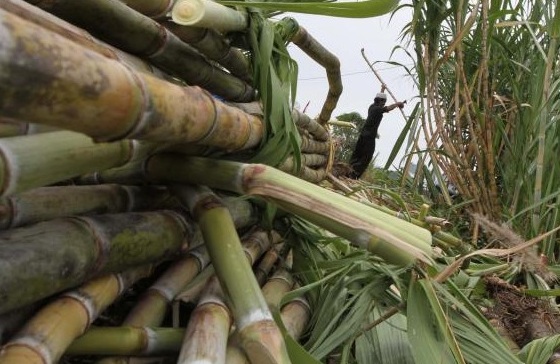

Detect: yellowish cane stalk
[178, 185, 290, 364]
[280, 297, 311, 340]
[0, 9, 262, 148]
[0, 266, 151, 363]
[146, 155, 433, 266]
[262, 269, 294, 309]
[254, 248, 281, 286]
[177, 276, 232, 364]
[67, 327, 183, 356]
[171, 0, 248, 32]
[27, 0, 255, 101]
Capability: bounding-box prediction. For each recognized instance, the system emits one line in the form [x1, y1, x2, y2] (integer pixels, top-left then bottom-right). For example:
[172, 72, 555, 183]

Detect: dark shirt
[360, 103, 388, 137]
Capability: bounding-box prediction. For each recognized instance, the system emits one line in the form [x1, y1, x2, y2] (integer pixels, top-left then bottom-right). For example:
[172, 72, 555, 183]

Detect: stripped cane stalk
[0, 10, 263, 149]
[67, 327, 183, 356]
[281, 17, 342, 125]
[177, 276, 232, 364]
[0, 131, 133, 197]
[27, 0, 255, 102]
[262, 269, 294, 309]
[0, 118, 57, 138]
[0, 211, 191, 314]
[254, 248, 281, 286]
[171, 0, 248, 32]
[0, 266, 151, 364]
[163, 20, 252, 83]
[146, 156, 433, 266]
[1, 0, 172, 79]
[121, 0, 173, 19]
[0, 185, 171, 229]
[178, 185, 291, 364]
[281, 297, 311, 340]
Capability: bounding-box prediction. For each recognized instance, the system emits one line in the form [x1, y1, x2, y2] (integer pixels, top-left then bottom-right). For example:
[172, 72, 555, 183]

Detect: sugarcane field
[1, 0, 560, 363]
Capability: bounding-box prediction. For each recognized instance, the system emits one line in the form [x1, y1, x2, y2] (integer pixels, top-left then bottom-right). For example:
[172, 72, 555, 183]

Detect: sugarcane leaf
[217, 0, 399, 18]
[518, 335, 560, 364]
[356, 307, 415, 364]
[407, 280, 457, 364]
[385, 102, 419, 169]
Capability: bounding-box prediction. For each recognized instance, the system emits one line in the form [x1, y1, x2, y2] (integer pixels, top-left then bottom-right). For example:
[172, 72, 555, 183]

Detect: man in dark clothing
[348, 92, 405, 179]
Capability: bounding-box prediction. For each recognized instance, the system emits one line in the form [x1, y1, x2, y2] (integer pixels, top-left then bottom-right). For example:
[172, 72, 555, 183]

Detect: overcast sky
[286, 7, 418, 168]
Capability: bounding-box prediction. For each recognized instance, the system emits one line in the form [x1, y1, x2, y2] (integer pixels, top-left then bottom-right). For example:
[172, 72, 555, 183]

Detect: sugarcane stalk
[254, 248, 281, 286]
[171, 0, 248, 32]
[27, 0, 255, 102]
[177, 276, 232, 364]
[0, 266, 151, 364]
[0, 131, 134, 197]
[1, 0, 174, 79]
[163, 20, 252, 83]
[0, 10, 263, 148]
[282, 18, 342, 125]
[67, 327, 183, 356]
[178, 185, 290, 364]
[121, 0, 173, 19]
[300, 137, 330, 155]
[0, 210, 191, 314]
[281, 297, 311, 340]
[262, 269, 294, 309]
[175, 264, 216, 304]
[146, 156, 433, 266]
[291, 110, 329, 142]
[0, 117, 58, 138]
[0, 185, 171, 229]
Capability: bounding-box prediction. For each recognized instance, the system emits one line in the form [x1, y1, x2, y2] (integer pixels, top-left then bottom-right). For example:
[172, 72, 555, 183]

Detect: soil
[484, 275, 560, 347]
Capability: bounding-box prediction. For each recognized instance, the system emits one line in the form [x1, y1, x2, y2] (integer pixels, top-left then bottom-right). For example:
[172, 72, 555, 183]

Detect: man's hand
[396, 101, 405, 109]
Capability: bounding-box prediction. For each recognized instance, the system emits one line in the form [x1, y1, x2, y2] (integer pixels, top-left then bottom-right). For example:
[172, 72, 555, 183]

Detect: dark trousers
[348, 132, 376, 179]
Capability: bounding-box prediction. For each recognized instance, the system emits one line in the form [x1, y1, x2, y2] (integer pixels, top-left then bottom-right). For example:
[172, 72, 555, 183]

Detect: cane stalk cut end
[239, 320, 290, 364]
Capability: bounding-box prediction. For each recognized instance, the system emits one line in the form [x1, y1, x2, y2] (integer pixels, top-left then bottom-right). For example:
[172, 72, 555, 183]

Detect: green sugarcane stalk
[0, 185, 171, 229]
[300, 137, 330, 155]
[26, 0, 254, 102]
[178, 276, 232, 364]
[67, 327, 183, 356]
[291, 110, 329, 142]
[0, 131, 133, 197]
[0, 10, 263, 150]
[0, 210, 191, 314]
[162, 20, 252, 83]
[121, 0, 173, 19]
[146, 155, 433, 266]
[0, 266, 151, 364]
[178, 185, 290, 364]
[0, 118, 58, 138]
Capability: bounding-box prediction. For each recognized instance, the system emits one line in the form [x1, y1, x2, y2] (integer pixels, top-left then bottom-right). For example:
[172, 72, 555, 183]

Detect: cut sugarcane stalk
[171, 0, 248, 32]
[0, 266, 151, 363]
[146, 156, 433, 266]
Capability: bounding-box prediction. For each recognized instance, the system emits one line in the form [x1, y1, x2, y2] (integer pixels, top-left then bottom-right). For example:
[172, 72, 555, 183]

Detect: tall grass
[400, 0, 560, 258]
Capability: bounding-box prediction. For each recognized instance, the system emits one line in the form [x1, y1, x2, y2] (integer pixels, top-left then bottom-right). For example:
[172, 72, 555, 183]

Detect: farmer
[347, 90, 405, 179]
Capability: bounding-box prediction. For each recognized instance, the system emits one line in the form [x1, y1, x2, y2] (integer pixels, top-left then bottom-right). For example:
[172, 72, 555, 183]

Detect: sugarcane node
[191, 194, 225, 220]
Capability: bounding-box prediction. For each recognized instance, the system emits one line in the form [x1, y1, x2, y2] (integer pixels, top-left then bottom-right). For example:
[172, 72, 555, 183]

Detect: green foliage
[331, 112, 365, 162]
[217, 0, 399, 18]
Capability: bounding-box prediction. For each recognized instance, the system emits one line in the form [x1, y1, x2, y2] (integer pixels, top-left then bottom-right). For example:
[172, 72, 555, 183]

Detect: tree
[330, 111, 365, 162]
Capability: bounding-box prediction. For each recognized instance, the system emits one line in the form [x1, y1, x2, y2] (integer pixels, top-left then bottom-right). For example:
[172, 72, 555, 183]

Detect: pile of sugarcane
[0, 0, 436, 363]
